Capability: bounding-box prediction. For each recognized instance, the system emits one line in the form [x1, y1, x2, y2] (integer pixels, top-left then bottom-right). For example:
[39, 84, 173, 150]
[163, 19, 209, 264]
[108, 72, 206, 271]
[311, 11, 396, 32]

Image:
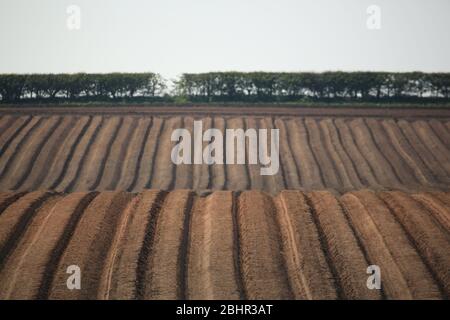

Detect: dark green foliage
[0, 73, 165, 102]
[1, 71, 450, 103]
[0, 74, 27, 102]
[175, 72, 450, 102]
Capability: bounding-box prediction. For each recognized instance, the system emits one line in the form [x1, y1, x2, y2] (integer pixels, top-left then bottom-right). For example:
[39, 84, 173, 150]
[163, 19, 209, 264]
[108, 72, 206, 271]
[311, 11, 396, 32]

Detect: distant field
[0, 107, 449, 194]
[2, 104, 450, 117]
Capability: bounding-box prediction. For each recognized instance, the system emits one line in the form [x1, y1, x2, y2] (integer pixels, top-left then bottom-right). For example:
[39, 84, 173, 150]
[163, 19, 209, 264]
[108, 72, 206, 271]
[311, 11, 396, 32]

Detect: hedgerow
[1, 72, 450, 103]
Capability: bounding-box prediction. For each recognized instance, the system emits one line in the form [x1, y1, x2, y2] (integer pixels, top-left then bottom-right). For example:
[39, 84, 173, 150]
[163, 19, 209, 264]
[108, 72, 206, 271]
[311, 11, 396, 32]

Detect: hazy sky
[1, 0, 449, 80]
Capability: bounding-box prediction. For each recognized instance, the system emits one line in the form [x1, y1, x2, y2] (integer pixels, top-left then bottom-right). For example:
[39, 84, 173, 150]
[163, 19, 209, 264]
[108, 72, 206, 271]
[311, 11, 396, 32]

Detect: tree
[0, 74, 27, 101]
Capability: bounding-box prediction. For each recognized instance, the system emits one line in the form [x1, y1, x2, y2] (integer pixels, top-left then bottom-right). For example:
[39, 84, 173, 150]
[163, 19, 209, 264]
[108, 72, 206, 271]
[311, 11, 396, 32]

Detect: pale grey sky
[0, 0, 449, 80]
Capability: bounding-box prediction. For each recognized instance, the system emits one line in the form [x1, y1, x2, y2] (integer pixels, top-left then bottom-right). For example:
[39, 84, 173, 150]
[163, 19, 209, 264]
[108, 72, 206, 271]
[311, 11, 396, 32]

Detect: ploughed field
[0, 113, 449, 194]
[0, 190, 449, 299]
[0, 106, 449, 300]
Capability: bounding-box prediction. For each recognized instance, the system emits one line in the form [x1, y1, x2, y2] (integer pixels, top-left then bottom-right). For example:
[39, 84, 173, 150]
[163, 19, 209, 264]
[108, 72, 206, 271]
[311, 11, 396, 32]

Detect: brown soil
[0, 107, 449, 300]
[0, 190, 447, 299]
[0, 113, 449, 194]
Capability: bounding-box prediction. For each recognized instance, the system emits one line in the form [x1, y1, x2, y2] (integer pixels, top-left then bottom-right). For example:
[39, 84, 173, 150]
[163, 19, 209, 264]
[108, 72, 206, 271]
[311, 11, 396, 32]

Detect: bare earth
[0, 109, 449, 194]
[0, 190, 448, 299]
[0, 106, 449, 300]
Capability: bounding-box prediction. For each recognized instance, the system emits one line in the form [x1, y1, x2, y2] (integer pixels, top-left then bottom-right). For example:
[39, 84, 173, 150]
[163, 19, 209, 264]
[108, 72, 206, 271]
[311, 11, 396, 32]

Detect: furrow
[379, 191, 450, 297]
[115, 117, 152, 191]
[143, 190, 193, 299]
[0, 195, 64, 299]
[244, 117, 263, 191]
[237, 191, 293, 299]
[351, 190, 443, 299]
[37, 192, 99, 299]
[225, 117, 251, 191]
[209, 117, 226, 190]
[275, 191, 337, 299]
[41, 116, 91, 190]
[0, 191, 56, 270]
[187, 191, 241, 299]
[340, 193, 413, 299]
[410, 193, 450, 236]
[380, 119, 436, 188]
[194, 117, 212, 190]
[365, 118, 420, 188]
[18, 116, 76, 191]
[318, 119, 354, 191]
[411, 120, 450, 174]
[348, 118, 402, 189]
[2, 116, 61, 190]
[130, 117, 163, 192]
[69, 116, 122, 191]
[98, 194, 140, 299]
[109, 190, 167, 299]
[0, 115, 15, 137]
[323, 119, 364, 189]
[305, 118, 341, 190]
[0, 116, 31, 158]
[306, 191, 381, 299]
[428, 120, 450, 150]
[174, 117, 194, 189]
[0, 116, 43, 183]
[56, 116, 103, 192]
[274, 118, 301, 189]
[96, 116, 138, 190]
[260, 117, 285, 194]
[48, 191, 134, 299]
[397, 120, 450, 185]
[0, 192, 27, 215]
[149, 117, 180, 190]
[89, 117, 124, 190]
[287, 118, 324, 190]
[334, 119, 381, 189]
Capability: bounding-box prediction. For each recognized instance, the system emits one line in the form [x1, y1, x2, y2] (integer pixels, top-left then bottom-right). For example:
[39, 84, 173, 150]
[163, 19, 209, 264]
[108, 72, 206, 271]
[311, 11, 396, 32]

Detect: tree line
[0, 73, 166, 102]
[175, 72, 450, 102]
[1, 71, 450, 103]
